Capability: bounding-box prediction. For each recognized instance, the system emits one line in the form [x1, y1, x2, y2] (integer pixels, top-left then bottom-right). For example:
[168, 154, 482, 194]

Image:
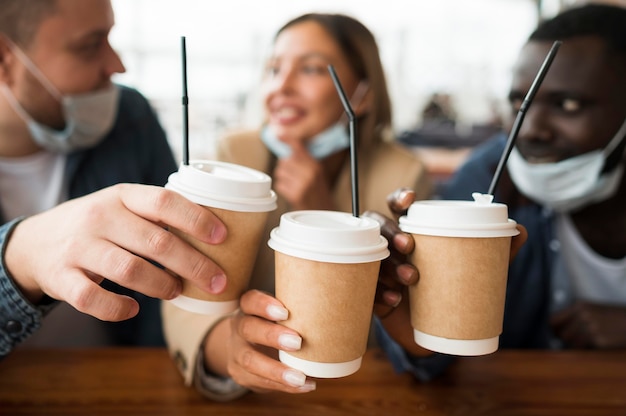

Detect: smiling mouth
[272, 107, 301, 122]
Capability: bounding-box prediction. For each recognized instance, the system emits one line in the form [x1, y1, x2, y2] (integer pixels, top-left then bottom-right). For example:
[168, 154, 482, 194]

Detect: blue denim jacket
[377, 133, 561, 380]
[0, 86, 178, 358]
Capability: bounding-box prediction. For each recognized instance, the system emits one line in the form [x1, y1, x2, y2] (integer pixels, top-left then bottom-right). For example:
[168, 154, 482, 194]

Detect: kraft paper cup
[269, 210, 389, 378]
[165, 160, 276, 315]
[399, 194, 519, 356]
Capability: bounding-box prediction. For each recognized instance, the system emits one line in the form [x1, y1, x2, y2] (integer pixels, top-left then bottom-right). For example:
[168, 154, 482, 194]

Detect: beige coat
[161, 129, 432, 387]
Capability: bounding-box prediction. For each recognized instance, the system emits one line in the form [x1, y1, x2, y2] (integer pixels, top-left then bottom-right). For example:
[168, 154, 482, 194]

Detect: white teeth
[275, 107, 298, 118]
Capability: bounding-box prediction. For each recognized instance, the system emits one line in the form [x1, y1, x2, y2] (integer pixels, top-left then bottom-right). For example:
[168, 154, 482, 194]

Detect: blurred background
[108, 0, 606, 163]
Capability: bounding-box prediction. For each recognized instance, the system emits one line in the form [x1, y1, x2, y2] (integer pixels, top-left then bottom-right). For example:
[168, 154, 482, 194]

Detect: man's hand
[5, 183, 228, 321]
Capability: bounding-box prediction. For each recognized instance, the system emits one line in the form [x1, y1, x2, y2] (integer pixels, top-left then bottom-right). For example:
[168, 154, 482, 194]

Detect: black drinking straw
[181, 36, 190, 165]
[328, 65, 359, 217]
[487, 40, 561, 196]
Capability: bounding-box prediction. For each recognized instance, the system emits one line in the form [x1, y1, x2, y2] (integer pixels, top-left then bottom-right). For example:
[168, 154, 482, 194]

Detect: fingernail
[397, 264, 416, 285]
[394, 233, 411, 251]
[283, 369, 306, 387]
[299, 380, 316, 392]
[209, 274, 226, 293]
[209, 224, 227, 243]
[383, 290, 402, 308]
[267, 304, 288, 321]
[398, 188, 414, 203]
[278, 333, 302, 351]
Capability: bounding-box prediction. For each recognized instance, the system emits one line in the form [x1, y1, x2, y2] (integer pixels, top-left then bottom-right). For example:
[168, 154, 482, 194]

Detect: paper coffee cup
[165, 160, 276, 315]
[269, 210, 389, 378]
[399, 195, 519, 356]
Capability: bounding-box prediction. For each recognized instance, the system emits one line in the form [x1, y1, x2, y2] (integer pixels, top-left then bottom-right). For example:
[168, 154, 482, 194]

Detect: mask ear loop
[3, 36, 63, 102]
[0, 83, 34, 122]
[600, 116, 626, 174]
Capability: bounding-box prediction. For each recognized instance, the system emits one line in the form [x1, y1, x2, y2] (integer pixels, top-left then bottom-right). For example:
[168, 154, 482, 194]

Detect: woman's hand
[273, 141, 335, 211]
[204, 290, 316, 394]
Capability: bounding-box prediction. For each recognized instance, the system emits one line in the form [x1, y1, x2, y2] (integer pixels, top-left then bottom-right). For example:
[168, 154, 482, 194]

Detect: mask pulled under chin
[261, 123, 350, 160]
[506, 144, 624, 213]
[1, 84, 120, 154]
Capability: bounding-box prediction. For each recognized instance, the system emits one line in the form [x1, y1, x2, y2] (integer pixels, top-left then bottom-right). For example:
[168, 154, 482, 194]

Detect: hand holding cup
[204, 289, 316, 394]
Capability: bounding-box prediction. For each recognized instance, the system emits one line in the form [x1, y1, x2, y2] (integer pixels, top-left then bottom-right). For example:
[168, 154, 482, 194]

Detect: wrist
[202, 314, 235, 378]
[3, 217, 44, 304]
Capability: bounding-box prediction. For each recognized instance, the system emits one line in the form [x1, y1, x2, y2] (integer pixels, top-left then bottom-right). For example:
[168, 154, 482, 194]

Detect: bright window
[110, 0, 538, 160]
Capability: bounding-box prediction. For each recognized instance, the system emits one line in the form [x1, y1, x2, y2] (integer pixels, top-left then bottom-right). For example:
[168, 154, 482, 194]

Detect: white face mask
[261, 81, 368, 160]
[1, 42, 119, 154]
[507, 117, 626, 212]
[261, 122, 349, 159]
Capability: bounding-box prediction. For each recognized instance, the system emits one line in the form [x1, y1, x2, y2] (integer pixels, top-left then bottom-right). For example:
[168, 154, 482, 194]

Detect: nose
[516, 104, 554, 143]
[103, 41, 126, 78]
[267, 65, 296, 95]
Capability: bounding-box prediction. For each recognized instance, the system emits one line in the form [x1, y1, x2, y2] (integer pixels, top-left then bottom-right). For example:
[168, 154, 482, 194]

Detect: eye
[509, 97, 523, 113]
[561, 98, 582, 112]
[300, 64, 325, 75]
[72, 36, 107, 59]
[264, 62, 280, 77]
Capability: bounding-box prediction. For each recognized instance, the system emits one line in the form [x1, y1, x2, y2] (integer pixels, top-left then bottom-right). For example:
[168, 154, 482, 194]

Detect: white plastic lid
[165, 160, 277, 212]
[268, 210, 389, 263]
[399, 196, 519, 238]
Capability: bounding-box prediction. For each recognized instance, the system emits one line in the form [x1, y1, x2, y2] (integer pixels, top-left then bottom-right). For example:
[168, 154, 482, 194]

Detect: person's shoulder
[217, 128, 263, 154]
[441, 133, 507, 199]
[464, 132, 507, 166]
[216, 128, 269, 171]
[116, 85, 151, 109]
[219, 128, 261, 144]
[365, 141, 432, 195]
[370, 141, 423, 165]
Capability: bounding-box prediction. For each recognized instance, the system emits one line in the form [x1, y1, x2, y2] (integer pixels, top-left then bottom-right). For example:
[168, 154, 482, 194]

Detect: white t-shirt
[0, 151, 112, 347]
[0, 151, 67, 220]
[556, 214, 626, 306]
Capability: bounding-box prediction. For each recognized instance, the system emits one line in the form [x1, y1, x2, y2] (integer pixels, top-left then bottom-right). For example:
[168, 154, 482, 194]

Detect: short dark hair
[530, 4, 626, 56]
[0, 0, 58, 47]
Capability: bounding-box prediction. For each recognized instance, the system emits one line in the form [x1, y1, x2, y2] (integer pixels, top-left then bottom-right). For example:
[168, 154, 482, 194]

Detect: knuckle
[240, 290, 262, 311]
[239, 348, 255, 370]
[183, 206, 206, 232]
[110, 183, 131, 195]
[179, 253, 212, 286]
[151, 188, 177, 212]
[238, 317, 256, 342]
[66, 281, 94, 312]
[146, 228, 176, 256]
[79, 199, 108, 225]
[108, 250, 143, 281]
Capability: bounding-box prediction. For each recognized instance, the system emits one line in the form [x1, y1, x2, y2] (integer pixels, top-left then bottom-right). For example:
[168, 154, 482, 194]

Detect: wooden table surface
[1, 347, 625, 415]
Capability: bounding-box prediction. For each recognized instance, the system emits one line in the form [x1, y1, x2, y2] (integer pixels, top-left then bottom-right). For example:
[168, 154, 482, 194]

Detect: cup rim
[268, 210, 389, 263]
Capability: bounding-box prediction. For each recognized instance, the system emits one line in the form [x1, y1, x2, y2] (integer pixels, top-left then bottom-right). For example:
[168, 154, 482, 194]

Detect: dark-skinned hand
[551, 301, 626, 349]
